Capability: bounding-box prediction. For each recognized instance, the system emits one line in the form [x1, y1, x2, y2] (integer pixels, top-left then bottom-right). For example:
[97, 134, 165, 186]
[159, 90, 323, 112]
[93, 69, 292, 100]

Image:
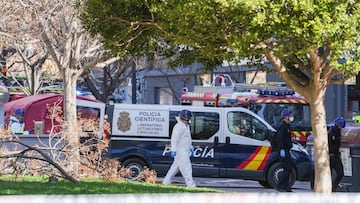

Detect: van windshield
[262, 103, 311, 131]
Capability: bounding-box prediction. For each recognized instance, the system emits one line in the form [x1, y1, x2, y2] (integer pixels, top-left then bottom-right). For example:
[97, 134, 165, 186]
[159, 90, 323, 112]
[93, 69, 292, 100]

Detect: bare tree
[83, 57, 132, 103]
[0, 0, 111, 177]
[0, 0, 50, 95]
[38, 0, 103, 176]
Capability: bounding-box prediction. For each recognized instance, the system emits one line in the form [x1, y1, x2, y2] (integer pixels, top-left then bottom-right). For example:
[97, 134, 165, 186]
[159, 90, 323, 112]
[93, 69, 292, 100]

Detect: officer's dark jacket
[276, 120, 292, 151]
[328, 125, 341, 154]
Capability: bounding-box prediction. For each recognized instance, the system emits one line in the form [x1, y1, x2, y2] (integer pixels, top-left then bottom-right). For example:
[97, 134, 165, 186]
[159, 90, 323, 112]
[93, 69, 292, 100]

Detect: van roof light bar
[257, 88, 295, 96]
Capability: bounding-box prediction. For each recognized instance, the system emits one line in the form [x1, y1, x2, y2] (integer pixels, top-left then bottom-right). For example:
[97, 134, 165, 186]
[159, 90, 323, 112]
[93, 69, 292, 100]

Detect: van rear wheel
[123, 158, 146, 180]
[266, 162, 296, 189]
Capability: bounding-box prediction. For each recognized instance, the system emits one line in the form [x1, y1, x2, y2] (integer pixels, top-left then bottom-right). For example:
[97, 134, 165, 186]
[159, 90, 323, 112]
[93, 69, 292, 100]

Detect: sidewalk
[0, 193, 358, 203]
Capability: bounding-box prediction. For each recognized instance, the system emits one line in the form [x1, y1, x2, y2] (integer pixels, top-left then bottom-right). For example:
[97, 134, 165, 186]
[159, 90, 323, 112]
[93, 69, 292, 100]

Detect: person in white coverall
[162, 109, 196, 187]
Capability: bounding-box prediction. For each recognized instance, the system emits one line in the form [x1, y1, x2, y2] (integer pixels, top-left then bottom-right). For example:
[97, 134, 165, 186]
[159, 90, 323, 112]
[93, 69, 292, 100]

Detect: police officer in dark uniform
[328, 117, 345, 192]
[275, 108, 294, 192]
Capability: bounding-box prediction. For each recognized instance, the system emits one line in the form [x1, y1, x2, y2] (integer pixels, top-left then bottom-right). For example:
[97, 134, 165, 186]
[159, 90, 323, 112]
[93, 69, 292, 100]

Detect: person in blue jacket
[275, 108, 294, 192]
[8, 108, 25, 134]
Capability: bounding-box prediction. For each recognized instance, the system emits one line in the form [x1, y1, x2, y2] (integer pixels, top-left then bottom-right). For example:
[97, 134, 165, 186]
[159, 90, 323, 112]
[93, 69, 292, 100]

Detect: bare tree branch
[2, 139, 79, 183]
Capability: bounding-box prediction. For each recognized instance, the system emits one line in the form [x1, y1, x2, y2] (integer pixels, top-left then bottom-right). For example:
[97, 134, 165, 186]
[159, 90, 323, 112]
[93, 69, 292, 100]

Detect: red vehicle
[4, 94, 106, 136]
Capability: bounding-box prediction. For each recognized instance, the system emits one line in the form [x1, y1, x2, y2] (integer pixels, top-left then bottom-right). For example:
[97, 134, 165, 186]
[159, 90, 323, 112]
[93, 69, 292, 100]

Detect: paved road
[199, 178, 312, 193]
[159, 177, 312, 193]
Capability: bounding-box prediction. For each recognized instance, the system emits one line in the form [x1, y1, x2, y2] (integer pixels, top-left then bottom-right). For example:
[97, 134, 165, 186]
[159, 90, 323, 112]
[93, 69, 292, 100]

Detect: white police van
[107, 104, 313, 188]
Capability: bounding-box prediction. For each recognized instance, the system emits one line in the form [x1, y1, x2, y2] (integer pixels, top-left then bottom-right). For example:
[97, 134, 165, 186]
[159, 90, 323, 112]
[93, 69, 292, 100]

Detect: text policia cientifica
[135, 111, 166, 122]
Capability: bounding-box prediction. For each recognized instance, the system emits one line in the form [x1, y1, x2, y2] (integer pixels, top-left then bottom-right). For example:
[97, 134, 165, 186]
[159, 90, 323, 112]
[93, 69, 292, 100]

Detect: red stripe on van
[236, 146, 262, 169]
[258, 147, 271, 170]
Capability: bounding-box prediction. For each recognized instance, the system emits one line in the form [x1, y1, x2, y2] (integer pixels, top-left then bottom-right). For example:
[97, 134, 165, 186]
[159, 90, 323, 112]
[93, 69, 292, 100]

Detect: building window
[154, 87, 173, 105]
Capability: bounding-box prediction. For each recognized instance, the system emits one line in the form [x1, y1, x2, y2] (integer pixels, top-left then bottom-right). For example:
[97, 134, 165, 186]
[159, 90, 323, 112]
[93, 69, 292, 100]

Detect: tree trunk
[310, 89, 332, 193]
[82, 71, 102, 101]
[63, 67, 80, 177]
[30, 66, 41, 95]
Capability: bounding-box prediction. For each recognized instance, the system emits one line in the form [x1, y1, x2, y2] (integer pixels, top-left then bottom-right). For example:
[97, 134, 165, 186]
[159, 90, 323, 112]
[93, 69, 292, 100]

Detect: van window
[228, 111, 268, 141]
[262, 103, 311, 131]
[77, 106, 101, 132]
[169, 111, 220, 140]
[77, 106, 101, 119]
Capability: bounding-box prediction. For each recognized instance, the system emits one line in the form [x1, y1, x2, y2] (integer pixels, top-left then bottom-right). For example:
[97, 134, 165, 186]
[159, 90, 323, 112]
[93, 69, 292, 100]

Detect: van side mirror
[266, 130, 276, 141]
[266, 130, 278, 149]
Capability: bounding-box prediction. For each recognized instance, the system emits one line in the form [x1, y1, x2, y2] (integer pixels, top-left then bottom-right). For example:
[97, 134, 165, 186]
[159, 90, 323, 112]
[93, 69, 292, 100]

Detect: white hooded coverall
[162, 116, 196, 187]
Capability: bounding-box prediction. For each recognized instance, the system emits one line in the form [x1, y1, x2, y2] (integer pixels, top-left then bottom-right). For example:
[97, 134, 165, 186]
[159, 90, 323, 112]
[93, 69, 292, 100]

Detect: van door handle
[226, 136, 230, 145]
[214, 136, 219, 146]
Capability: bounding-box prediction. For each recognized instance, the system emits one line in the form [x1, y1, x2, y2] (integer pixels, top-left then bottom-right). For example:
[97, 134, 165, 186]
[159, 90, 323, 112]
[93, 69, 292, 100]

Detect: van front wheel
[266, 162, 296, 189]
[122, 158, 146, 180]
[258, 180, 271, 188]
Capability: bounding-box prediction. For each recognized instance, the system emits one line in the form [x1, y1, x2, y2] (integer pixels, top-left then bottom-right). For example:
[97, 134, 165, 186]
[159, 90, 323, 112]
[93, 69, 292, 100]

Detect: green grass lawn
[0, 176, 221, 195]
